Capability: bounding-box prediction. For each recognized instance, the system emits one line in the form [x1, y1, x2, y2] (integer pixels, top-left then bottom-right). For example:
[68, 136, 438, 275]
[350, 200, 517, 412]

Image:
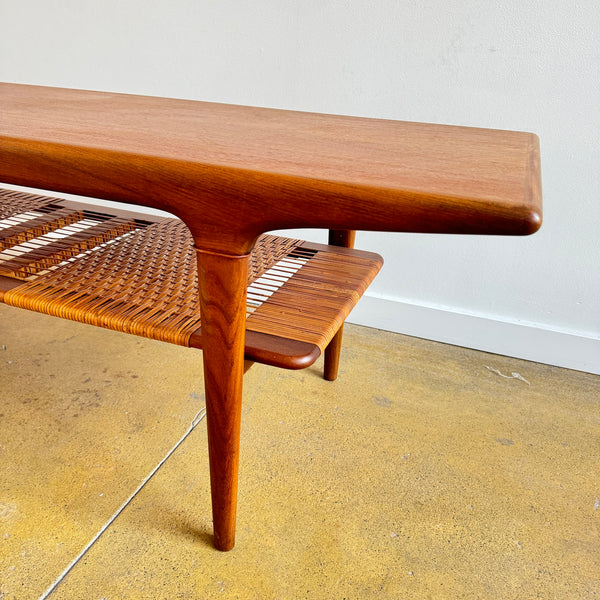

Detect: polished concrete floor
[0, 303, 598, 599]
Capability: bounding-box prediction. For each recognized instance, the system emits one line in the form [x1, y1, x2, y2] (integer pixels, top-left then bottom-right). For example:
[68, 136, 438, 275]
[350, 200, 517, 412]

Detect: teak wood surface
[0, 83, 541, 255]
[0, 83, 542, 550]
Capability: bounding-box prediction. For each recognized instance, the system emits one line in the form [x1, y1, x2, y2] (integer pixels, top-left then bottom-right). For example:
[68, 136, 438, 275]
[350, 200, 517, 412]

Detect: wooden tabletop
[0, 83, 541, 254]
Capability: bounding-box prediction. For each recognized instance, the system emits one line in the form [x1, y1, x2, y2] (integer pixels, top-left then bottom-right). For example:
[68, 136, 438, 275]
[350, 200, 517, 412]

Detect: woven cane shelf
[0, 188, 382, 368]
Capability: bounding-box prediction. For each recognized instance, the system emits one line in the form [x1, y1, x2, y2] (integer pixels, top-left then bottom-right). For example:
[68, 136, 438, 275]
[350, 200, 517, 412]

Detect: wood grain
[324, 229, 357, 381]
[0, 83, 542, 255]
[196, 248, 248, 551]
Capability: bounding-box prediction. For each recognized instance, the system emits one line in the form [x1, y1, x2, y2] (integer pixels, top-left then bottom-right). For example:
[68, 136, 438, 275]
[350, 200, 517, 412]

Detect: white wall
[1, 1, 598, 373]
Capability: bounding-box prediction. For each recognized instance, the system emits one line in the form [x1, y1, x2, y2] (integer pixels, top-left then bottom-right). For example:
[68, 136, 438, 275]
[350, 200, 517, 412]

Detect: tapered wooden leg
[324, 229, 356, 381]
[196, 248, 249, 552]
[328, 229, 356, 249]
[324, 324, 345, 381]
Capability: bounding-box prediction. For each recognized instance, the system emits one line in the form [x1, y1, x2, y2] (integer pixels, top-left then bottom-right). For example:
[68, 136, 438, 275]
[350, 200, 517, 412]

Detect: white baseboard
[348, 294, 600, 375]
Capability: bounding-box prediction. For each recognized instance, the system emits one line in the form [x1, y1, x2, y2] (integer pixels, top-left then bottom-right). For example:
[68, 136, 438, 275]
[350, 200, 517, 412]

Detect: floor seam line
[38, 407, 207, 600]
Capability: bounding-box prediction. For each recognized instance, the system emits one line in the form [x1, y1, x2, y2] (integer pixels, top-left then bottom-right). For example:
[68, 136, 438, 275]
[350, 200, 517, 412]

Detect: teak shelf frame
[0, 83, 542, 551]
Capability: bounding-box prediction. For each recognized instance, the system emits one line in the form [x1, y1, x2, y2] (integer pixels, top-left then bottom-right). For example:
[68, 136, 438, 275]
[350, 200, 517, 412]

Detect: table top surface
[0, 83, 542, 252]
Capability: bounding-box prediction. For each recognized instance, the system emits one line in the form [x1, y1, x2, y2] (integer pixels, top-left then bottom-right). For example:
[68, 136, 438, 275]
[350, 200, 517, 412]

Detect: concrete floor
[0, 304, 598, 599]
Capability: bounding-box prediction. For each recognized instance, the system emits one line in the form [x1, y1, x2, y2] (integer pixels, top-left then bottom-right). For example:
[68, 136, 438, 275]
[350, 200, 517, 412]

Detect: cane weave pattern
[0, 189, 55, 219]
[0, 189, 382, 353]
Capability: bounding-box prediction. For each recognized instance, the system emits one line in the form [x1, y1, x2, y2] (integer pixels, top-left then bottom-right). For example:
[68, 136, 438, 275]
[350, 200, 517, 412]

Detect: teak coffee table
[0, 83, 542, 550]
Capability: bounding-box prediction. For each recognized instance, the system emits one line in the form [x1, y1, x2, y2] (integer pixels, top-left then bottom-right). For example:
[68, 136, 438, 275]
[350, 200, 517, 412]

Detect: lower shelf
[0, 188, 383, 369]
